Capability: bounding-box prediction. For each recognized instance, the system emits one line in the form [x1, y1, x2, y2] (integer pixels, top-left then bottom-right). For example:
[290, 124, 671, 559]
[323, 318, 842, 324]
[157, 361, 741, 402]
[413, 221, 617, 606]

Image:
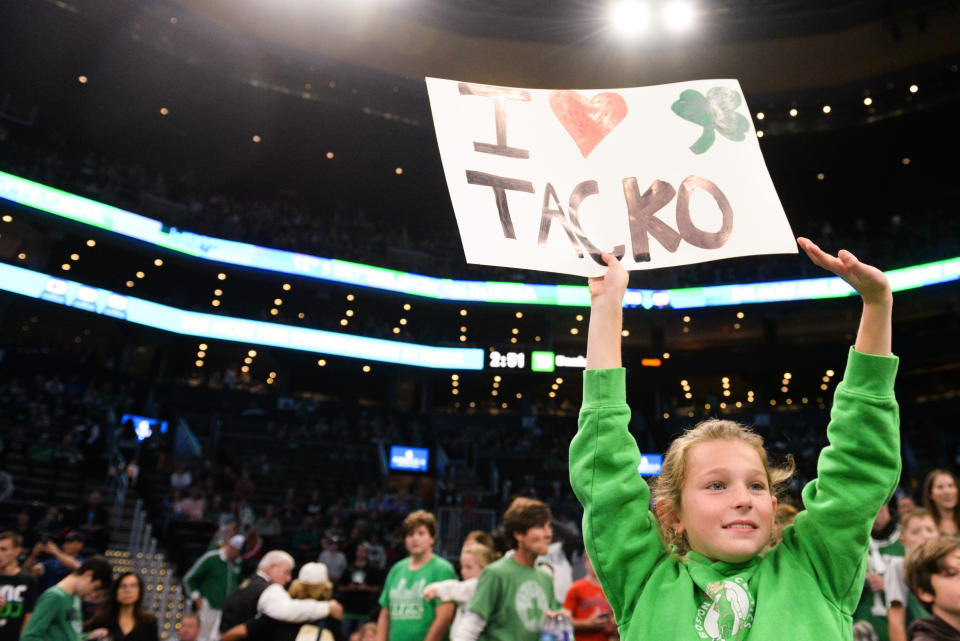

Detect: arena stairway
[108, 491, 186, 640]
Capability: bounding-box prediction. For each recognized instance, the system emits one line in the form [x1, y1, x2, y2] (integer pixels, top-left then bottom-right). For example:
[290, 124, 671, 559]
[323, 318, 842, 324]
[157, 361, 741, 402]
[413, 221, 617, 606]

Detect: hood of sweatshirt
[908, 615, 960, 641]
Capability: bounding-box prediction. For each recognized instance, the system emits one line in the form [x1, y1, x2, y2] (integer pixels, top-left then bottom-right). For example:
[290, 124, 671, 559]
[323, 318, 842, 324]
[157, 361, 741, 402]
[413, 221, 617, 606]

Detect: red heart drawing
[549, 90, 628, 158]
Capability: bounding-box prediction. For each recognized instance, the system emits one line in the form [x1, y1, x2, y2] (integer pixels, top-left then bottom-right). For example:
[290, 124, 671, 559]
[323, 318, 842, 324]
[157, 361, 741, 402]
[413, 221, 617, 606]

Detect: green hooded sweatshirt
[570, 348, 900, 641]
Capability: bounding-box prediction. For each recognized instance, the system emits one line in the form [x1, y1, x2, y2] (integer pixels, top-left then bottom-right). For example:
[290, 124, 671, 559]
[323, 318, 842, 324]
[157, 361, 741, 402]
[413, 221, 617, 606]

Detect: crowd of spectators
[2, 133, 957, 291]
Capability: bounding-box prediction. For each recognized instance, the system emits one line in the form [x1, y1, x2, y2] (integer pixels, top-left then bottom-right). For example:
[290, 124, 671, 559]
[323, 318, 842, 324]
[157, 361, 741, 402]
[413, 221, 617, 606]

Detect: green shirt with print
[20, 586, 82, 641]
[468, 555, 560, 641]
[379, 554, 457, 641]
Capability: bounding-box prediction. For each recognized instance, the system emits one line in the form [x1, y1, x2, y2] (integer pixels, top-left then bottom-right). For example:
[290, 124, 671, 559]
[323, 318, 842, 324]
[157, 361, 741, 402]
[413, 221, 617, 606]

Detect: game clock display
[488, 350, 526, 369]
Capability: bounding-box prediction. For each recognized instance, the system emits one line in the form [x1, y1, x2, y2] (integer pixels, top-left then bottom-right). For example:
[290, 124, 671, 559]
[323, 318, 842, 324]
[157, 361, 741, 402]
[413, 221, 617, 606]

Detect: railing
[436, 507, 497, 560]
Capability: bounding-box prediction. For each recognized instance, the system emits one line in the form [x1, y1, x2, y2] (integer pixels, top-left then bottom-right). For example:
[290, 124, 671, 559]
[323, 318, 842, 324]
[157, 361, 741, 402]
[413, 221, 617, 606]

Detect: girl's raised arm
[787, 238, 900, 608]
[571, 253, 665, 628]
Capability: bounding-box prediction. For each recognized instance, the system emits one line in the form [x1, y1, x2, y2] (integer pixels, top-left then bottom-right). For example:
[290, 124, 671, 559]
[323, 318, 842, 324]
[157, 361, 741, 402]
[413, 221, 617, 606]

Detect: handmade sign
[425, 78, 797, 277]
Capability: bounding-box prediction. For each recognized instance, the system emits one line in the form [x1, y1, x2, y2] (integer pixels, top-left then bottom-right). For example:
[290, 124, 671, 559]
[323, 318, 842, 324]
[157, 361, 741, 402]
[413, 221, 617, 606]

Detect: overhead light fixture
[661, 1, 695, 32]
[610, 0, 652, 37]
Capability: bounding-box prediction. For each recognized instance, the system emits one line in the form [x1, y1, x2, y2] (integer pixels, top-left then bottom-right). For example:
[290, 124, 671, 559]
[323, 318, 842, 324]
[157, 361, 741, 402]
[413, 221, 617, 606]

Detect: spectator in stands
[319, 535, 348, 584]
[241, 525, 265, 569]
[222, 561, 342, 641]
[178, 613, 201, 641]
[210, 522, 239, 552]
[233, 469, 255, 499]
[0, 530, 38, 639]
[376, 510, 456, 641]
[177, 487, 206, 522]
[235, 498, 255, 531]
[366, 534, 387, 571]
[293, 519, 320, 563]
[338, 543, 385, 638]
[281, 489, 300, 523]
[886, 508, 939, 641]
[257, 506, 282, 539]
[305, 490, 323, 519]
[25, 531, 85, 593]
[563, 552, 617, 641]
[220, 552, 342, 634]
[85, 571, 159, 640]
[423, 542, 495, 641]
[76, 490, 109, 553]
[171, 464, 193, 491]
[20, 556, 112, 641]
[454, 498, 565, 641]
[461, 532, 495, 555]
[11, 509, 37, 556]
[922, 470, 960, 536]
[34, 507, 63, 542]
[182, 534, 243, 641]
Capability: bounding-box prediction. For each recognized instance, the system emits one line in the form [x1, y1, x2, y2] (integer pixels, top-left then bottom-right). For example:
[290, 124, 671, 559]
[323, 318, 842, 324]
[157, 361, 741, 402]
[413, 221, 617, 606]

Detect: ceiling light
[61, 263, 71, 271]
[252, 135, 262, 143]
[789, 108, 798, 117]
[214, 289, 223, 296]
[662, 2, 696, 31]
[282, 283, 291, 291]
[822, 105, 831, 114]
[126, 281, 134, 288]
[271, 308, 279, 316]
[78, 75, 88, 84]
[345, 309, 354, 317]
[515, 312, 523, 319]
[241, 365, 250, 373]
[217, 273, 227, 280]
[248, 350, 257, 357]
[662, 352, 670, 359]
[346, 294, 355, 301]
[756, 112, 765, 120]
[317, 359, 326, 366]
[403, 303, 411, 311]
[154, 258, 163, 267]
[863, 97, 873, 106]
[570, 328, 579, 335]
[86, 239, 96, 247]
[610, 1, 652, 37]
[909, 84, 919, 93]
[326, 152, 335, 159]
[274, 298, 283, 306]
[362, 365, 371, 373]
[395, 168, 403, 175]
[460, 309, 468, 316]
[199, 343, 208, 350]
[160, 107, 169, 116]
[756, 130, 764, 138]
[135, 271, 145, 279]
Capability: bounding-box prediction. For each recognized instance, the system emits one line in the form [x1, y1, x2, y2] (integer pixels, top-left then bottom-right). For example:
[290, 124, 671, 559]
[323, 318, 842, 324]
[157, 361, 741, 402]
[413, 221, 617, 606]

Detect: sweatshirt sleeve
[430, 579, 476, 605]
[183, 553, 211, 600]
[257, 584, 331, 621]
[788, 347, 901, 611]
[569, 368, 666, 626]
[19, 590, 58, 641]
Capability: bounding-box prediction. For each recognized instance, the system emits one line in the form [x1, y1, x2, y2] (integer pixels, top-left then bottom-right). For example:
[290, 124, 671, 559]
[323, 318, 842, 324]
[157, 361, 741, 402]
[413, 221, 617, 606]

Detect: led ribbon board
[0, 262, 484, 370]
[1, 171, 958, 308]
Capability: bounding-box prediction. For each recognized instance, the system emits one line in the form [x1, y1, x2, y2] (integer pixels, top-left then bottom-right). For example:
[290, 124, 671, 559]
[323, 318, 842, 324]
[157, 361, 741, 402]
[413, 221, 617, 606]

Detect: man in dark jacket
[220, 550, 341, 633]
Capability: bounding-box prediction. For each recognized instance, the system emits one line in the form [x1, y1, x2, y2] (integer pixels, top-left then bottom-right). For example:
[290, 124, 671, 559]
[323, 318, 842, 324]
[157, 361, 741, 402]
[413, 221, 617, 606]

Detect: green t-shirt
[379, 554, 457, 641]
[20, 586, 82, 641]
[468, 555, 560, 641]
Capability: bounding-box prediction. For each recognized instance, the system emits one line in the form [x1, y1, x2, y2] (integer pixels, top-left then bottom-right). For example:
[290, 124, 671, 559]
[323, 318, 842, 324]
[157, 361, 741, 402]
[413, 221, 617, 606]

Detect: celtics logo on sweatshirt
[694, 577, 754, 640]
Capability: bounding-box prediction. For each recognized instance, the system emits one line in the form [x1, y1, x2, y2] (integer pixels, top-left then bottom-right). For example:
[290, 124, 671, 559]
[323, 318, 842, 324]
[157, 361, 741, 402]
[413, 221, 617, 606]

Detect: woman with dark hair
[86, 571, 159, 640]
[922, 469, 960, 535]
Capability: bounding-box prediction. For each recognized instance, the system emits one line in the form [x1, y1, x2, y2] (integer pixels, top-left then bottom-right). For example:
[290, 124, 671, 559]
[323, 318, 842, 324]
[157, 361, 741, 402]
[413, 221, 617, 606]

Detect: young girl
[423, 543, 496, 639]
[570, 238, 899, 641]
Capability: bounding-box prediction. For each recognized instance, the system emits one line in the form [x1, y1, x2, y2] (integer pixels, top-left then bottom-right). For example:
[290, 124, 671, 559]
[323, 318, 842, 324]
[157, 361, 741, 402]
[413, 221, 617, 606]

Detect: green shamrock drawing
[671, 87, 749, 154]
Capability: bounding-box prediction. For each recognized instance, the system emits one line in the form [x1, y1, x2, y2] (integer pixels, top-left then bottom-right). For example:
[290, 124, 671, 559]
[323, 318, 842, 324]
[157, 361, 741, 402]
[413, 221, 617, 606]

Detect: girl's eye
[750, 482, 767, 491]
[708, 482, 725, 490]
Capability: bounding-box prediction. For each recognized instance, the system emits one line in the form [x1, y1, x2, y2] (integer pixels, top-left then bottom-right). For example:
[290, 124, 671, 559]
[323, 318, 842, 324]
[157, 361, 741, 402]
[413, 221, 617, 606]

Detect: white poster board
[426, 77, 796, 277]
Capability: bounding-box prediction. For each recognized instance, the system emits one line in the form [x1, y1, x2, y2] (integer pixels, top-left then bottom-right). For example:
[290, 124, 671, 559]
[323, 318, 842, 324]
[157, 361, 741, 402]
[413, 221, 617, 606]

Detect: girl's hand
[423, 585, 439, 601]
[588, 253, 628, 307]
[797, 237, 892, 306]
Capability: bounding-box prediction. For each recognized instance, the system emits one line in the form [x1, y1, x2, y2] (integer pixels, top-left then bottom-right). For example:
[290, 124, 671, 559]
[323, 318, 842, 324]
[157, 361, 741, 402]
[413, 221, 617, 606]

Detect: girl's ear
[656, 499, 684, 534]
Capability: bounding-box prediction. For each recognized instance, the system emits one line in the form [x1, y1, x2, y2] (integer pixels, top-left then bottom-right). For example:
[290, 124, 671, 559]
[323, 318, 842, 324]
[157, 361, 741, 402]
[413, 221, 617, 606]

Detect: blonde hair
[652, 419, 794, 555]
[461, 543, 496, 570]
[288, 579, 333, 601]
